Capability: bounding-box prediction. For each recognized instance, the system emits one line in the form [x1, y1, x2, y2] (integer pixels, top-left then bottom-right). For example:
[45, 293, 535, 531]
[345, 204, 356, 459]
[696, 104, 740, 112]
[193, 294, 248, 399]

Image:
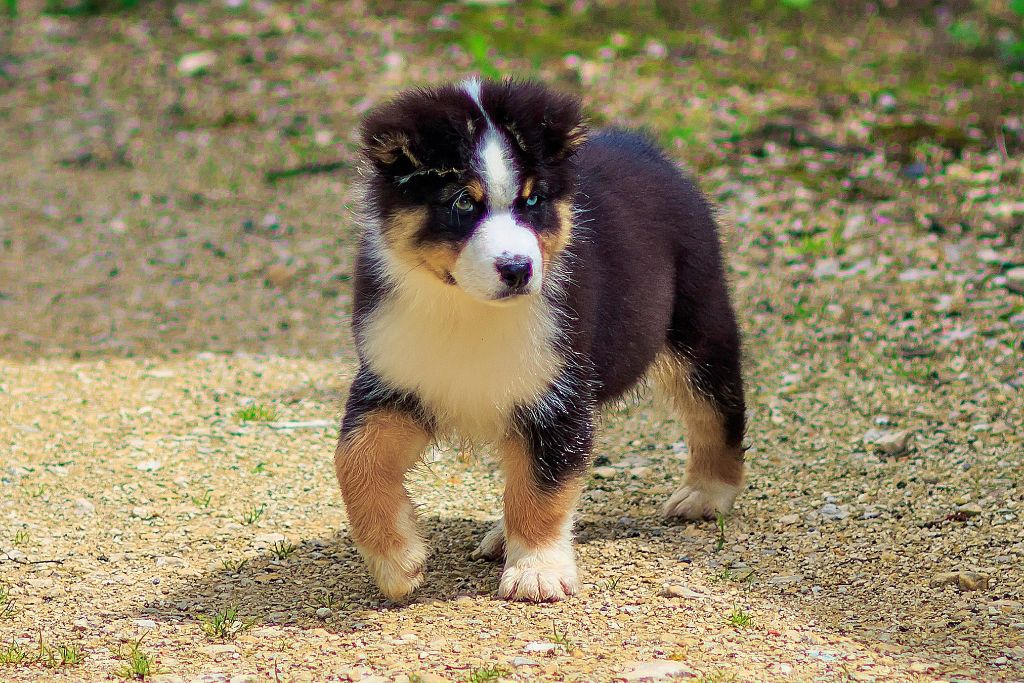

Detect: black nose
[495, 257, 532, 289]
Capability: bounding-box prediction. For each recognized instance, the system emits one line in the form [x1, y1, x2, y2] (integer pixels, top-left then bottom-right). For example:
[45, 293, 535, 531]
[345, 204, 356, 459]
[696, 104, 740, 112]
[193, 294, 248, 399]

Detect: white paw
[360, 539, 427, 601]
[471, 519, 505, 561]
[498, 542, 578, 602]
[662, 480, 740, 520]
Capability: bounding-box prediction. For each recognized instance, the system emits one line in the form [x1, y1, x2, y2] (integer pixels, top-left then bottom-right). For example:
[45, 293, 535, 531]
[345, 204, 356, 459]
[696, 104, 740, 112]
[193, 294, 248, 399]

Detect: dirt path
[2, 3, 1023, 681]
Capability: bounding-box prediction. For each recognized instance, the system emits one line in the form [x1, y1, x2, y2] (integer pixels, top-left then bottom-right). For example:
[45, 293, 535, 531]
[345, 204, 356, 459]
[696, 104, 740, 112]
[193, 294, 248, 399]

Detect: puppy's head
[361, 79, 586, 303]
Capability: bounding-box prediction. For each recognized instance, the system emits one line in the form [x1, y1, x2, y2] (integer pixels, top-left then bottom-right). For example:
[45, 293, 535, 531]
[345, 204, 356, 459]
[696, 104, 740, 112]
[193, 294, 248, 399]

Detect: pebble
[524, 642, 557, 653]
[74, 497, 96, 515]
[131, 507, 155, 519]
[818, 503, 849, 521]
[512, 657, 539, 667]
[136, 459, 162, 472]
[199, 644, 238, 657]
[1005, 267, 1024, 294]
[778, 513, 801, 526]
[616, 660, 697, 680]
[593, 466, 618, 479]
[177, 50, 217, 76]
[770, 574, 805, 585]
[132, 618, 158, 630]
[930, 571, 991, 591]
[869, 430, 911, 456]
[315, 607, 332, 619]
[254, 533, 286, 545]
[661, 584, 704, 599]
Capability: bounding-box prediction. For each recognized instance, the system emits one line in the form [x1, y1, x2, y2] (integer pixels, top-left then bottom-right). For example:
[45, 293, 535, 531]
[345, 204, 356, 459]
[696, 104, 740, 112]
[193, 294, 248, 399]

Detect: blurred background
[0, 0, 1022, 361]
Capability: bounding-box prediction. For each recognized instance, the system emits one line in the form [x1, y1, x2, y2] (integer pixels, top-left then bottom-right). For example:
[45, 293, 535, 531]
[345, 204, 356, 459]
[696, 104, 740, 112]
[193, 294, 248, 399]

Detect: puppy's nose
[495, 256, 532, 289]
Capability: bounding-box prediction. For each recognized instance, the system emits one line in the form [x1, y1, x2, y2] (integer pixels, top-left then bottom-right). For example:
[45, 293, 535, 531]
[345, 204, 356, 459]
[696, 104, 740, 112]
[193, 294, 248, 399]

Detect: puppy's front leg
[498, 403, 593, 602]
[335, 380, 431, 601]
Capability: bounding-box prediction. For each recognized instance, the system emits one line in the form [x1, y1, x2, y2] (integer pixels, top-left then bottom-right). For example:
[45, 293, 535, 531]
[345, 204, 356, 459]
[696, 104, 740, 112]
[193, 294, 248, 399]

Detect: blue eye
[525, 194, 540, 207]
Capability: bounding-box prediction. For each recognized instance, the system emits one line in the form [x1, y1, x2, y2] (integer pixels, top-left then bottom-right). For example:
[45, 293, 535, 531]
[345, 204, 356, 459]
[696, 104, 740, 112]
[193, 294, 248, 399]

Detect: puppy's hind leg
[656, 342, 746, 521]
[335, 370, 432, 601]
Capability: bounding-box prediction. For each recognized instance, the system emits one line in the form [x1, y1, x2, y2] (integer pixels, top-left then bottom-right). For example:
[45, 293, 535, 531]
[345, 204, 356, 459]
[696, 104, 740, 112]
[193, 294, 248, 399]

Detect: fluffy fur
[334, 79, 746, 602]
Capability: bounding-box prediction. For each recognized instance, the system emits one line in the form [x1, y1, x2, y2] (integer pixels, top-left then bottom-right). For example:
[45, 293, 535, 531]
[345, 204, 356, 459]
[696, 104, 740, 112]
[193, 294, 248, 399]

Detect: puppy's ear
[538, 90, 588, 161]
[483, 80, 587, 163]
[360, 87, 475, 184]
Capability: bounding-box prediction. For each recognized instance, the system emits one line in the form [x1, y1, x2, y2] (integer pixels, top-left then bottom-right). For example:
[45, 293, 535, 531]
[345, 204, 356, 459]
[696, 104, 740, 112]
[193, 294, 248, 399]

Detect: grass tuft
[726, 608, 752, 628]
[199, 605, 255, 640]
[240, 504, 265, 525]
[465, 665, 509, 683]
[234, 404, 278, 422]
[269, 540, 296, 560]
[115, 637, 159, 680]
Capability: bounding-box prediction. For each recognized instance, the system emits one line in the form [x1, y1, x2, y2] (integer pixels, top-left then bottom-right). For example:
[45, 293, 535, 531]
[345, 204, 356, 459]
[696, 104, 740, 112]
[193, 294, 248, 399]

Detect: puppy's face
[361, 79, 586, 303]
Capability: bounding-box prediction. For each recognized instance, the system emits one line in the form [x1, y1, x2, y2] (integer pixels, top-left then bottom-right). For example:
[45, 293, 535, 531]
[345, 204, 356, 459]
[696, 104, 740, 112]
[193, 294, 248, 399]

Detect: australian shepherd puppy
[335, 79, 746, 603]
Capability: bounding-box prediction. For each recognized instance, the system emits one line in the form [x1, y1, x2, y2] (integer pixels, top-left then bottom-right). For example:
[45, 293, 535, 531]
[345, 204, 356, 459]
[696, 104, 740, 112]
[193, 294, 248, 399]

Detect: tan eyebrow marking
[466, 179, 485, 202]
[520, 177, 535, 199]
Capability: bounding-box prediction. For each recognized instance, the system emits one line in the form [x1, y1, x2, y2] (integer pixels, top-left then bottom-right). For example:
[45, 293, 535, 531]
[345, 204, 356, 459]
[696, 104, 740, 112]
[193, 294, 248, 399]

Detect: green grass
[714, 511, 727, 552]
[240, 504, 265, 525]
[191, 490, 212, 508]
[221, 558, 248, 574]
[269, 540, 296, 560]
[465, 665, 509, 683]
[309, 589, 336, 610]
[12, 530, 28, 546]
[199, 606, 255, 640]
[0, 585, 14, 620]
[550, 620, 577, 652]
[115, 638, 159, 680]
[0, 640, 27, 665]
[234, 404, 278, 422]
[726, 608, 752, 628]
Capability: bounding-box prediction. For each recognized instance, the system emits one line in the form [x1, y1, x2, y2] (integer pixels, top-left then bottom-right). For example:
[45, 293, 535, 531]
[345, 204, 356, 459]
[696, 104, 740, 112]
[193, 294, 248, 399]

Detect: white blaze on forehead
[460, 78, 520, 209]
[478, 132, 517, 208]
[452, 212, 543, 302]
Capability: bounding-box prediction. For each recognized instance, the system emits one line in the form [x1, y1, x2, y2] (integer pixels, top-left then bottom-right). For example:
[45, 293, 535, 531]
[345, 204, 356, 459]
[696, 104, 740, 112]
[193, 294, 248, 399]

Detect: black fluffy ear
[360, 86, 477, 184]
[482, 80, 587, 163]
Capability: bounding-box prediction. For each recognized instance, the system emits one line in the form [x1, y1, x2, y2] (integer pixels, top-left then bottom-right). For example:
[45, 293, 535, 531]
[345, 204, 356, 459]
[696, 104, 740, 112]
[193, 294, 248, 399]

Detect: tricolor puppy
[335, 79, 746, 602]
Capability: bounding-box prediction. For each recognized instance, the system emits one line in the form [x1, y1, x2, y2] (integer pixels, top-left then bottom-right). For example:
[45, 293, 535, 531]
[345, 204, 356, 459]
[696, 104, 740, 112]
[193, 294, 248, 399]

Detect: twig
[264, 160, 348, 183]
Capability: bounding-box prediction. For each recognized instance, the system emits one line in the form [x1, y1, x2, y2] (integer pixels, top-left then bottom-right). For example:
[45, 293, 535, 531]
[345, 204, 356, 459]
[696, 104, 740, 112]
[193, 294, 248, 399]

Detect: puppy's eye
[525, 194, 541, 207]
[453, 195, 476, 213]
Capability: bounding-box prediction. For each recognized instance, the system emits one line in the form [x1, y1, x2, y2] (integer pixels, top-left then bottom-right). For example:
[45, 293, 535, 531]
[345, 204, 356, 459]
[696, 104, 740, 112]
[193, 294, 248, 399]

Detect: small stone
[593, 466, 618, 479]
[152, 676, 186, 683]
[616, 660, 697, 680]
[930, 571, 990, 591]
[265, 263, 297, 288]
[778, 513, 801, 526]
[254, 533, 286, 545]
[133, 619, 158, 630]
[769, 574, 804, 586]
[136, 459, 162, 472]
[524, 642, 557, 653]
[200, 644, 238, 657]
[156, 556, 186, 567]
[132, 507, 155, 520]
[957, 571, 990, 591]
[74, 498, 96, 515]
[818, 503, 849, 521]
[512, 657, 539, 667]
[957, 503, 983, 517]
[872, 430, 911, 456]
[1005, 267, 1024, 294]
[177, 50, 217, 76]
[315, 607, 332, 619]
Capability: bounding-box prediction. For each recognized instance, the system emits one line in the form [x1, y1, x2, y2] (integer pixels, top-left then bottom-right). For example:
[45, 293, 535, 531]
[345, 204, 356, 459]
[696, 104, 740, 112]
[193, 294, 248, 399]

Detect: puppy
[335, 79, 745, 602]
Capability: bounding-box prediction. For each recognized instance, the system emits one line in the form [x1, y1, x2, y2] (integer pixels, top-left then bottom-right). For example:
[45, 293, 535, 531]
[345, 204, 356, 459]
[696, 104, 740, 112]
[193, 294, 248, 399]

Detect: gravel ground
[1, 3, 1023, 682]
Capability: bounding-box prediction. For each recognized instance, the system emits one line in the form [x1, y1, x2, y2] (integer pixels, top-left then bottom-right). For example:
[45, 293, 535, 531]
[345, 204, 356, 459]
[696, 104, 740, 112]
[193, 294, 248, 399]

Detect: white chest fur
[360, 268, 563, 441]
